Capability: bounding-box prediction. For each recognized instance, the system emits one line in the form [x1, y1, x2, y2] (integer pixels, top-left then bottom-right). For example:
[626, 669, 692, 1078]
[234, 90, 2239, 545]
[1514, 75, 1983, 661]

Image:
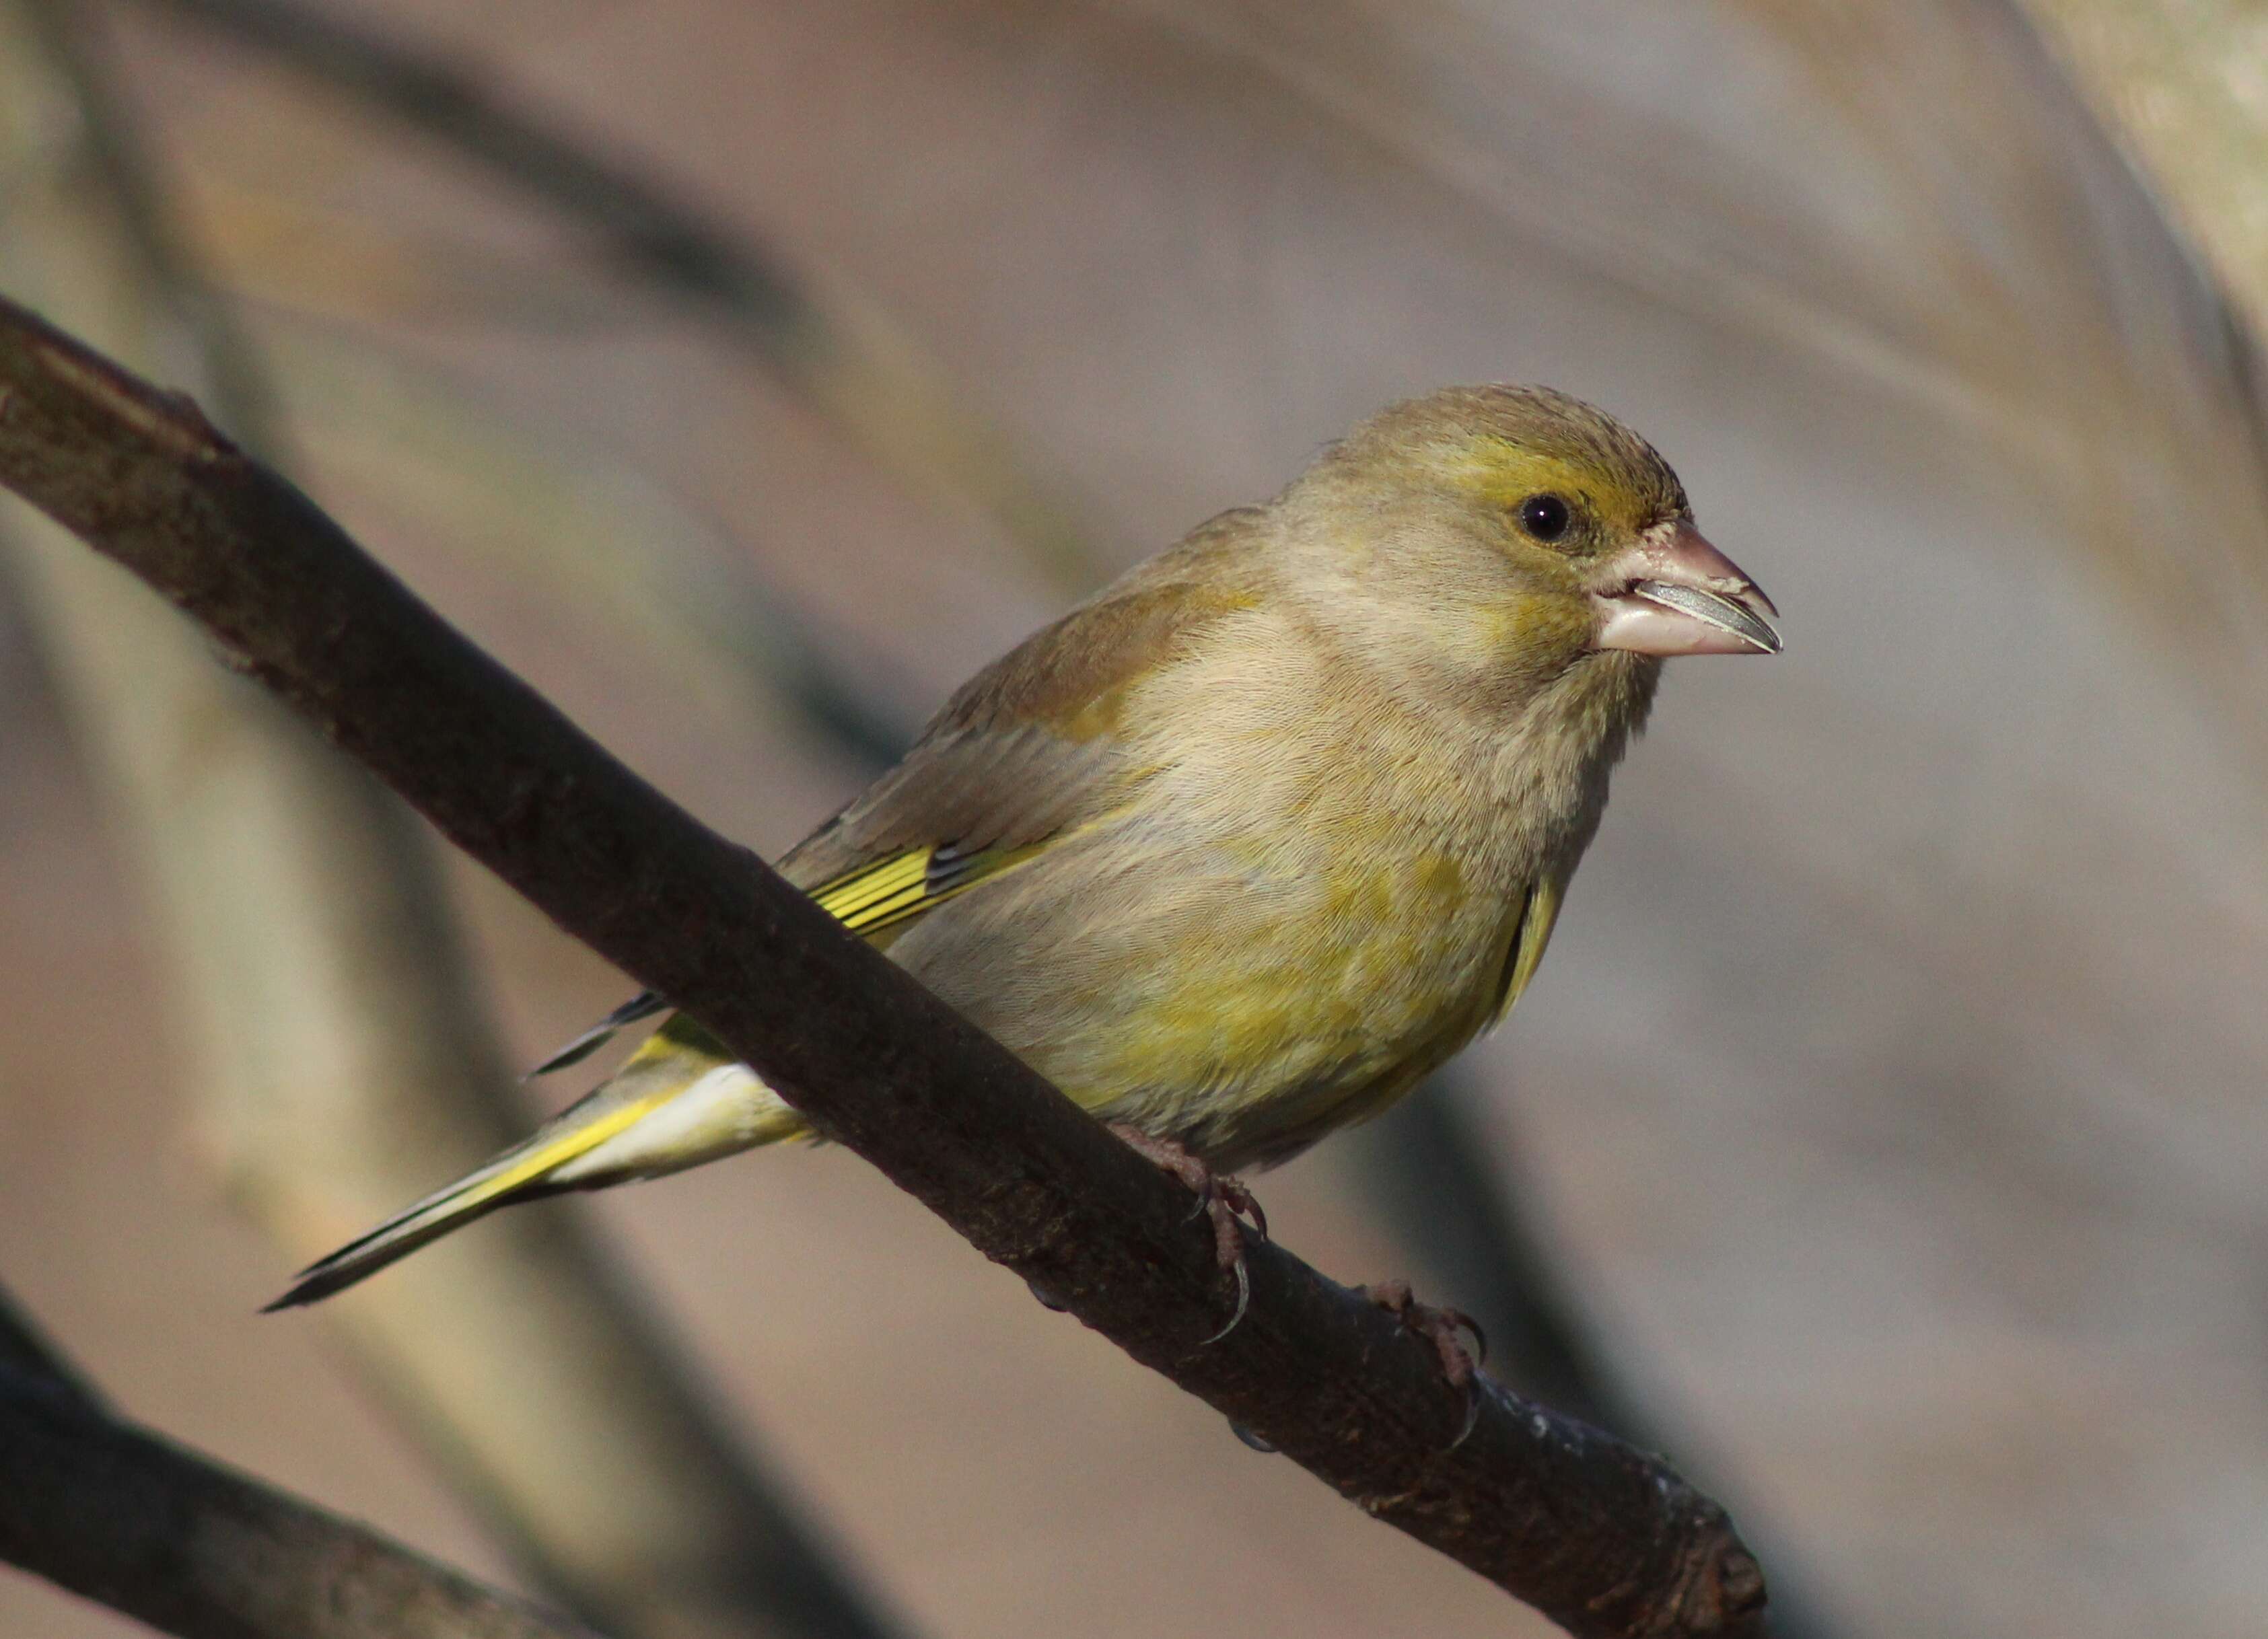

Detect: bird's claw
[1108, 1124, 1265, 1343]
[1184, 1171, 1268, 1245]
[1360, 1278, 1488, 1447]
[1200, 1250, 1250, 1346]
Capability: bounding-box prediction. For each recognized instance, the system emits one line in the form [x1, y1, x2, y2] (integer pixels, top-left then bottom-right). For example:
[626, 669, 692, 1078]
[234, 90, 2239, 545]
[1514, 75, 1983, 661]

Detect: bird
[267, 384, 1779, 1334]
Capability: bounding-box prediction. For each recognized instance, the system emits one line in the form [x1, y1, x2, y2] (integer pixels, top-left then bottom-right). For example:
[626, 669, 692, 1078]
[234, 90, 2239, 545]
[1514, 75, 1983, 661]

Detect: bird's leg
[1105, 1124, 1269, 1255]
[1359, 1278, 1489, 1445]
[1106, 1124, 1267, 1340]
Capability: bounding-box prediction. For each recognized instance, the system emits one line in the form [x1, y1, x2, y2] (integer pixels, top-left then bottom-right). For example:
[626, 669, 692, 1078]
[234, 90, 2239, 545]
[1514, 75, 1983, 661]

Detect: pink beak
[1590, 520, 1781, 657]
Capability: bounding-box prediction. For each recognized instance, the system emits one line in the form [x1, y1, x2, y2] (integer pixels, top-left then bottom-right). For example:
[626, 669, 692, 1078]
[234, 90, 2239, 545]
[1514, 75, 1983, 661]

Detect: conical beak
[1590, 520, 1781, 656]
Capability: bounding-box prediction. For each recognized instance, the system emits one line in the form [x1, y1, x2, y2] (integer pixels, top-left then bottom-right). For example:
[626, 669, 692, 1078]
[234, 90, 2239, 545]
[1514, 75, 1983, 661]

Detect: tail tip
[260, 1255, 361, 1313]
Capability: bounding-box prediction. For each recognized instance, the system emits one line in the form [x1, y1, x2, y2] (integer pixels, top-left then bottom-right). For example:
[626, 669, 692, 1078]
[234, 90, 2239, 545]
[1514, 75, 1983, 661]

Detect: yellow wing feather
[813, 848, 931, 925]
[809, 841, 1047, 938]
[1493, 874, 1565, 1023]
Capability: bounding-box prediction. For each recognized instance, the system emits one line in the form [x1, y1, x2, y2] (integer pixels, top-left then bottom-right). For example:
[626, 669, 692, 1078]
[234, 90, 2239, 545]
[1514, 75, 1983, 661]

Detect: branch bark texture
[0, 295, 1767, 1639]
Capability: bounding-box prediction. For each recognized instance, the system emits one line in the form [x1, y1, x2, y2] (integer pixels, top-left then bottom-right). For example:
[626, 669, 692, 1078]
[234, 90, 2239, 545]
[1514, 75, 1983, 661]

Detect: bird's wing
[529, 507, 1272, 1070]
[779, 505, 1269, 896]
[522, 989, 671, 1077]
[1492, 870, 1566, 1024]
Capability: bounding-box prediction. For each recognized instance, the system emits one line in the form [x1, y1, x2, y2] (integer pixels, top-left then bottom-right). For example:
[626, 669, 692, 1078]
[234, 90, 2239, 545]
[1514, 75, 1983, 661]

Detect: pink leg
[1359, 1278, 1489, 1445]
[1108, 1124, 1267, 1340]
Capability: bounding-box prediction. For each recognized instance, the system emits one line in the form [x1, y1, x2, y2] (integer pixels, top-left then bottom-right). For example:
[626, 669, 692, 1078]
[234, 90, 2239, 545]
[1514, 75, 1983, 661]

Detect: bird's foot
[1359, 1278, 1489, 1446]
[1108, 1124, 1267, 1341]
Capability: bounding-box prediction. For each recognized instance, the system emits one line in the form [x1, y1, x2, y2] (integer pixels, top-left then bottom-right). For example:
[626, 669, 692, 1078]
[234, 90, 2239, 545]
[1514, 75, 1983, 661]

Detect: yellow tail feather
[263, 1091, 671, 1310]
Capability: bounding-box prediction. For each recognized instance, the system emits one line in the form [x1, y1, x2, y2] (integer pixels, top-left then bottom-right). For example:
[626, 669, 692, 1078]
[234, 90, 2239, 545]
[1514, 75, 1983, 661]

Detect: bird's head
[1284, 386, 1779, 700]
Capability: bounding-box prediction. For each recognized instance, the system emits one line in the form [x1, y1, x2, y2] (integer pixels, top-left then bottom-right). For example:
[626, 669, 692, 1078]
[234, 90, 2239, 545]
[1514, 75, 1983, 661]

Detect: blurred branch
[1722, 0, 2268, 768]
[0, 293, 1770, 1639]
[126, 0, 1100, 590]
[2012, 0, 2268, 347]
[254, 320, 906, 762]
[179, 167, 635, 329]
[0, 9, 905, 1639]
[0, 1279, 604, 1639]
[1355, 1080, 1639, 1431]
[1137, 0, 2268, 772]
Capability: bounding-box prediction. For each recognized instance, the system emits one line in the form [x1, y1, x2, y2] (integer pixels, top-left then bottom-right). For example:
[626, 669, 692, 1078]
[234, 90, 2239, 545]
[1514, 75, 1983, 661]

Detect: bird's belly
[898, 840, 1521, 1171]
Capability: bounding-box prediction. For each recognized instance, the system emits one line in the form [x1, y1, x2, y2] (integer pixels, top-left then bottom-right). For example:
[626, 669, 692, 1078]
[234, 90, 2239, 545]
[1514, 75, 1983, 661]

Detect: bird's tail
[265, 1015, 798, 1309]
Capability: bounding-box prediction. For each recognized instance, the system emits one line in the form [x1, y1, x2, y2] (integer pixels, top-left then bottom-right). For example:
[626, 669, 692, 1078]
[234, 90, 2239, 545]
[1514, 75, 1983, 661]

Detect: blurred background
[3, 3, 2266, 1637]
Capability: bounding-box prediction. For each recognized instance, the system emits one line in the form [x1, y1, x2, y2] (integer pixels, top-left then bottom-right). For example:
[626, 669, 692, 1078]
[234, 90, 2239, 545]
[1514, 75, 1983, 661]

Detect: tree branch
[0, 1281, 603, 1639]
[0, 10, 905, 1636]
[1353, 1085, 1838, 1639]
[0, 293, 1767, 1639]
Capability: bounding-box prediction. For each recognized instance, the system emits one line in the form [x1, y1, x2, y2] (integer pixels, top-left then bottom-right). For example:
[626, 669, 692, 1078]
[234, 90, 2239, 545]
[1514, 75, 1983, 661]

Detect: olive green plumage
[272, 385, 1777, 1308]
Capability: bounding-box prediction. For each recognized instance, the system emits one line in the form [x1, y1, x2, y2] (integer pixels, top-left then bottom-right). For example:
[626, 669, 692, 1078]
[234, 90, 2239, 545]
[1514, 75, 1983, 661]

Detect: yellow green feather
[1494, 875, 1564, 1023]
[462, 1093, 674, 1206]
[810, 842, 1047, 937]
[814, 848, 933, 925]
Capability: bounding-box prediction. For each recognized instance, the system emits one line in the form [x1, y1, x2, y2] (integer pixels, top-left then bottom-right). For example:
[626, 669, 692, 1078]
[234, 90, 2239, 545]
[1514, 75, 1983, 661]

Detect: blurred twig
[1354, 1080, 1639, 1432]
[1132, 0, 2268, 769]
[0, 1278, 606, 1639]
[127, 0, 1098, 591]
[254, 320, 906, 762]
[0, 290, 1771, 1639]
[0, 8, 905, 1639]
[2012, 0, 2268, 347]
[179, 166, 635, 329]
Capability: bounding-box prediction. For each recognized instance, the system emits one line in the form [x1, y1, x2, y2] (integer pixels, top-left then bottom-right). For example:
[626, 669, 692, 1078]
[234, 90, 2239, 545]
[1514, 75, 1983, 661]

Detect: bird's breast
[900, 636, 1651, 1170]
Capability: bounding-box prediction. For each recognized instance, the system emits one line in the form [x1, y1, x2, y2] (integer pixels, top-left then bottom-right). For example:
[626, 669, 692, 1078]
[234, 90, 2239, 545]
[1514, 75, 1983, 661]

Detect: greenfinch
[271, 385, 1778, 1309]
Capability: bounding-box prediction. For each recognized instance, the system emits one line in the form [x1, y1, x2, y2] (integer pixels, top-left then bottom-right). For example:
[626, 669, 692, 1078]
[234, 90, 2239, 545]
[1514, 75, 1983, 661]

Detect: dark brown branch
[0, 1272, 596, 1639]
[0, 1365, 602, 1639]
[0, 294, 1767, 1639]
[0, 1290, 104, 1408]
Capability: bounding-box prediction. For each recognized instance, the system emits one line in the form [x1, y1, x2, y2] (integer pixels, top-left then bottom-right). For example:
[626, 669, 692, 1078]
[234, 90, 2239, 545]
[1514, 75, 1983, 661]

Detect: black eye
[1517, 493, 1572, 543]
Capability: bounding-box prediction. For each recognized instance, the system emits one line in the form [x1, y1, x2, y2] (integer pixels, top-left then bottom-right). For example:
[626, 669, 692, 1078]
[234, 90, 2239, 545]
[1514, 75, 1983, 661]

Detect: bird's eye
[1516, 493, 1572, 543]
